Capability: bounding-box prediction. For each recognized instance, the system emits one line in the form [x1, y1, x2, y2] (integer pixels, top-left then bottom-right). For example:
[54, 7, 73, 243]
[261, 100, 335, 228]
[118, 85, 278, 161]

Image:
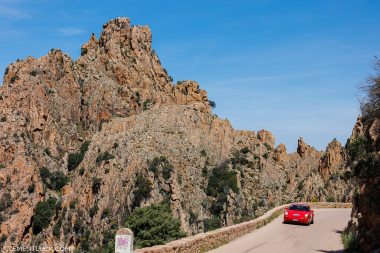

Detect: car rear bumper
[284, 216, 310, 224]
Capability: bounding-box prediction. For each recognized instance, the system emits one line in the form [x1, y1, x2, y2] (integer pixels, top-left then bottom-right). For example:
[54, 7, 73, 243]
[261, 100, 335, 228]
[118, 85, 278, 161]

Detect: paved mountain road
[208, 208, 351, 253]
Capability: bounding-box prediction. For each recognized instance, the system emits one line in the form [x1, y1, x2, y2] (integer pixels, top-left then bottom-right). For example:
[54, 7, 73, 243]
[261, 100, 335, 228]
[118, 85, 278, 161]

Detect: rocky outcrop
[0, 17, 352, 251]
[274, 144, 288, 165]
[296, 137, 319, 159]
[257, 130, 275, 149]
[346, 116, 380, 252]
[318, 139, 345, 181]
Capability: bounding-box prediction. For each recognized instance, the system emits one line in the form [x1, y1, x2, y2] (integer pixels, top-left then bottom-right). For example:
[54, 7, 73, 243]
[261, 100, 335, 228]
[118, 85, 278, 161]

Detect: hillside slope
[0, 18, 352, 251]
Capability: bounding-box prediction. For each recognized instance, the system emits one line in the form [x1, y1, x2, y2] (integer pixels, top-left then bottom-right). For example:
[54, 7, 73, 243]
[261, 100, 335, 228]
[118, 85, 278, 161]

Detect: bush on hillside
[39, 167, 69, 191]
[148, 156, 173, 179]
[125, 204, 186, 248]
[206, 162, 238, 197]
[208, 100, 216, 109]
[33, 197, 57, 235]
[0, 192, 13, 209]
[341, 230, 359, 252]
[203, 217, 221, 232]
[68, 141, 90, 171]
[132, 174, 152, 208]
[92, 177, 102, 194]
[96, 151, 115, 164]
[347, 137, 377, 178]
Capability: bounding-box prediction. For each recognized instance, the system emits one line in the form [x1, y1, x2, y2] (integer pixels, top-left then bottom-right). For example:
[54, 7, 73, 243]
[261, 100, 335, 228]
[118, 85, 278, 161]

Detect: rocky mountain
[0, 18, 352, 251]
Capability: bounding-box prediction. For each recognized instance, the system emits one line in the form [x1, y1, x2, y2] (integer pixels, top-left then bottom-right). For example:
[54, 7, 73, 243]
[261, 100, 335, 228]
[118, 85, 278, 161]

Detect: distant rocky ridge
[0, 18, 352, 251]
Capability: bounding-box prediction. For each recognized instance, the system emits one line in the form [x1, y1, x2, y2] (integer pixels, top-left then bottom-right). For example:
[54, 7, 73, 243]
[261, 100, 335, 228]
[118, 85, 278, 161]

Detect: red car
[283, 203, 314, 225]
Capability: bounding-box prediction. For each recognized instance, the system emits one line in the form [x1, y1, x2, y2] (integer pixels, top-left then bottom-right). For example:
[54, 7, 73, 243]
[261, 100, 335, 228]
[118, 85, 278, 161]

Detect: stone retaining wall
[134, 202, 352, 253]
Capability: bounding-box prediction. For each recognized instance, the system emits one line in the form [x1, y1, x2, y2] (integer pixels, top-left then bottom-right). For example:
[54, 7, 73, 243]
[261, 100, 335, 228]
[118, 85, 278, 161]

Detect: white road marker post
[115, 228, 134, 253]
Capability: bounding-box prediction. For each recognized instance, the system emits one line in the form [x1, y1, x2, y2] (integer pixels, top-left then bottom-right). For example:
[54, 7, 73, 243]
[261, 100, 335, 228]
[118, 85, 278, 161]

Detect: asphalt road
[208, 208, 351, 253]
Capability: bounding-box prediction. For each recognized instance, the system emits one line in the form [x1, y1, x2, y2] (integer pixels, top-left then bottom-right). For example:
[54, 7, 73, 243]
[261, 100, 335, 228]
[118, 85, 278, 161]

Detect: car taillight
[285, 211, 288, 216]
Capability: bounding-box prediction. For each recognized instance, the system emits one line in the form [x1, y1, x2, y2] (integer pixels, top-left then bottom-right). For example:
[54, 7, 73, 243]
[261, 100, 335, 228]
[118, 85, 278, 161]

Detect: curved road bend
[208, 208, 351, 253]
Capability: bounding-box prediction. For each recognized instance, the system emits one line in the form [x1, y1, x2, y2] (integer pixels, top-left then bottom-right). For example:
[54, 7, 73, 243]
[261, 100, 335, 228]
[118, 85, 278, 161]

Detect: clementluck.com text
[1, 245, 70, 252]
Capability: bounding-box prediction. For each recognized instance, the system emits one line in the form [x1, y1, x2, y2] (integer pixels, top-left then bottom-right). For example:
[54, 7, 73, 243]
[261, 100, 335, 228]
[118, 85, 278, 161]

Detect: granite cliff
[0, 18, 352, 251]
[346, 117, 380, 252]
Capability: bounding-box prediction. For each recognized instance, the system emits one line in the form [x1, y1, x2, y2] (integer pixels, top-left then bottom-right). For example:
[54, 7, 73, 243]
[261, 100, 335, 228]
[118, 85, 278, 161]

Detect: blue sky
[1, 0, 379, 152]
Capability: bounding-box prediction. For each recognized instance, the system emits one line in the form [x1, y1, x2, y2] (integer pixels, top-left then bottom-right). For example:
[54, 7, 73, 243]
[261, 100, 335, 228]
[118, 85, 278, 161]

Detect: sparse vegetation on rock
[39, 167, 69, 191]
[32, 197, 57, 235]
[68, 140, 90, 171]
[132, 174, 152, 208]
[96, 151, 115, 164]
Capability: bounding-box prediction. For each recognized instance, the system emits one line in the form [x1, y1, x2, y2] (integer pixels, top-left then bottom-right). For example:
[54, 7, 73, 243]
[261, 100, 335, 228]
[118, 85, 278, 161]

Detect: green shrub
[0, 192, 13, 209]
[96, 151, 115, 164]
[101, 208, 110, 219]
[148, 156, 173, 180]
[341, 231, 359, 252]
[29, 70, 38, 77]
[240, 147, 250, 154]
[73, 218, 85, 234]
[81, 48, 88, 56]
[33, 197, 57, 234]
[89, 205, 98, 218]
[10, 75, 17, 83]
[39, 167, 49, 184]
[203, 217, 221, 232]
[80, 140, 90, 153]
[53, 218, 62, 237]
[263, 142, 272, 151]
[347, 137, 377, 178]
[143, 99, 153, 110]
[125, 204, 186, 248]
[68, 141, 90, 171]
[70, 199, 78, 209]
[79, 167, 85, 176]
[28, 183, 35, 193]
[210, 194, 227, 216]
[0, 164, 5, 169]
[44, 148, 51, 156]
[39, 167, 69, 191]
[326, 195, 335, 202]
[311, 196, 318, 202]
[206, 162, 238, 197]
[132, 174, 152, 208]
[230, 150, 249, 166]
[200, 149, 207, 157]
[68, 153, 84, 171]
[92, 177, 102, 194]
[0, 234, 7, 244]
[208, 100, 216, 109]
[189, 210, 198, 225]
[162, 164, 173, 180]
[49, 171, 69, 190]
[102, 230, 114, 247]
[202, 166, 208, 177]
[262, 152, 269, 159]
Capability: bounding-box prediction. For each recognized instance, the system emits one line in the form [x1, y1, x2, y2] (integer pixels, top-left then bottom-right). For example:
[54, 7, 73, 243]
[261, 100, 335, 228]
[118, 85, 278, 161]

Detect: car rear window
[289, 205, 310, 211]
